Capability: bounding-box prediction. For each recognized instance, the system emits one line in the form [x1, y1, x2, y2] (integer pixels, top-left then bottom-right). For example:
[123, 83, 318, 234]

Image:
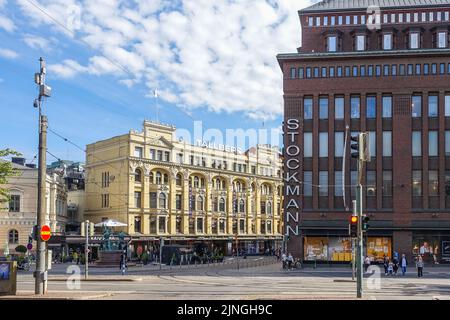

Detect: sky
[0, 0, 313, 164]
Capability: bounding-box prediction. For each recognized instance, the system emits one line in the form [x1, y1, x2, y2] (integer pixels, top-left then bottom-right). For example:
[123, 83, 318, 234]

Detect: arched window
[236, 181, 241, 192]
[134, 168, 142, 183]
[159, 193, 167, 209]
[215, 178, 220, 190]
[239, 199, 245, 213]
[219, 198, 226, 212]
[156, 172, 162, 184]
[192, 176, 199, 188]
[221, 180, 226, 190]
[200, 178, 205, 188]
[197, 196, 204, 211]
[213, 197, 218, 212]
[163, 173, 169, 185]
[267, 201, 272, 215]
[8, 229, 18, 244]
[176, 174, 182, 186]
[149, 172, 154, 183]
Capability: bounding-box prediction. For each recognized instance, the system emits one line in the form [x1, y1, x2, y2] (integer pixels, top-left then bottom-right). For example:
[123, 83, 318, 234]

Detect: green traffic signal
[362, 215, 370, 231]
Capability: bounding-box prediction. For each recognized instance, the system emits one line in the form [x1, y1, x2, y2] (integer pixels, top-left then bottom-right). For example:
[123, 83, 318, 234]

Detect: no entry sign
[40, 225, 51, 242]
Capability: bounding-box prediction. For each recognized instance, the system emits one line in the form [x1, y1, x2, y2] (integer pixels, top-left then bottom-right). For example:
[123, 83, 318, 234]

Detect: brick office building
[278, 0, 450, 264]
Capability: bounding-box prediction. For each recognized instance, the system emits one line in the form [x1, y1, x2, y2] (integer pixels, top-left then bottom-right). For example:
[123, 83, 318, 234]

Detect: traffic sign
[40, 225, 51, 242]
[27, 243, 33, 250]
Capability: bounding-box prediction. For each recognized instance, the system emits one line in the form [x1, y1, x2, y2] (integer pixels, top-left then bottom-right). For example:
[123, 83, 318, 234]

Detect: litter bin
[0, 261, 17, 296]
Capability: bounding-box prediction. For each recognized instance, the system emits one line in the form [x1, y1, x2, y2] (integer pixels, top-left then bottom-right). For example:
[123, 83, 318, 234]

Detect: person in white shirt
[281, 252, 287, 269]
[364, 256, 371, 273]
[287, 253, 294, 270]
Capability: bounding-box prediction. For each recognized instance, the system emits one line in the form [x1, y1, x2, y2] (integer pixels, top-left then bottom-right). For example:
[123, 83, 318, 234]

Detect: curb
[0, 293, 114, 300]
[49, 277, 143, 282]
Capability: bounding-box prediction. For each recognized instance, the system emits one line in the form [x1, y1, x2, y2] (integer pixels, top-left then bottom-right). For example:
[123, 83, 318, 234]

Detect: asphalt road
[14, 260, 450, 300]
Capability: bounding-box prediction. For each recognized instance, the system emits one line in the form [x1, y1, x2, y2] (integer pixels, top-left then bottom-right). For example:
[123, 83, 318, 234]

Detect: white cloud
[0, 15, 15, 32]
[16, 0, 310, 119]
[0, 48, 18, 59]
[22, 34, 54, 51]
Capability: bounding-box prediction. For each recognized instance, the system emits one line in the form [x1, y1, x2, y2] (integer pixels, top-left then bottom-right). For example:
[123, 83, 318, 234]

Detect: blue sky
[0, 0, 310, 164]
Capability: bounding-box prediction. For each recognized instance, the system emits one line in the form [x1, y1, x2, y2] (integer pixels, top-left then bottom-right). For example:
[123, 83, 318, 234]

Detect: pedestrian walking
[364, 256, 370, 273]
[388, 261, 394, 275]
[73, 251, 78, 265]
[401, 254, 408, 276]
[416, 255, 424, 278]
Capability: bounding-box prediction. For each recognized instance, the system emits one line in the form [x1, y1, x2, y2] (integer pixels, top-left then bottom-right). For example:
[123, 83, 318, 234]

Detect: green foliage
[0, 149, 22, 204]
[15, 245, 27, 254]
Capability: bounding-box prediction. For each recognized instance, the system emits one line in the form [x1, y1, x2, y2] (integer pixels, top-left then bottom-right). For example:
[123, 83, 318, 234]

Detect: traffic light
[28, 235, 33, 244]
[349, 215, 358, 238]
[362, 215, 370, 231]
[350, 135, 360, 159]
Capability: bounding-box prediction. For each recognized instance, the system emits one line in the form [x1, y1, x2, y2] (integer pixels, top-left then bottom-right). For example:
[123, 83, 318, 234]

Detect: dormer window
[355, 35, 366, 51]
[327, 36, 337, 52]
[383, 33, 393, 50]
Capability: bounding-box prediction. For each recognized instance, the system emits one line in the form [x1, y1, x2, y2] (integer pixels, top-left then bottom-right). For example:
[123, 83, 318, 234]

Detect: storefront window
[303, 237, 352, 262]
[366, 237, 392, 263]
[412, 235, 450, 263]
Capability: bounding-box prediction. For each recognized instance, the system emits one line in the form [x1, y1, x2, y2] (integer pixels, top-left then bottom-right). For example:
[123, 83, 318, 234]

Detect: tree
[0, 149, 22, 204]
[15, 245, 27, 254]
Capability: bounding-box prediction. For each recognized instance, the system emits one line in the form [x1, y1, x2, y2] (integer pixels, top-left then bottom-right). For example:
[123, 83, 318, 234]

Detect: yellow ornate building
[85, 121, 283, 254]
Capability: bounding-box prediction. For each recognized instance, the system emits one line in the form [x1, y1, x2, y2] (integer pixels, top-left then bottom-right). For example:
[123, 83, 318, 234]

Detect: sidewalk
[0, 291, 114, 300]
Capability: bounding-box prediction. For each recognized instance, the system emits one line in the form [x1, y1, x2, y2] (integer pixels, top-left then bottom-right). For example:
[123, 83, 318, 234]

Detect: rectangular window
[338, 16, 343, 25]
[176, 194, 182, 210]
[351, 96, 360, 119]
[164, 151, 170, 162]
[376, 65, 381, 77]
[331, 16, 336, 25]
[345, 16, 350, 24]
[134, 191, 142, 208]
[352, 66, 358, 77]
[366, 171, 376, 197]
[304, 97, 313, 120]
[383, 14, 388, 23]
[440, 63, 446, 74]
[407, 64, 413, 75]
[314, 67, 319, 78]
[150, 192, 157, 208]
[412, 131, 422, 156]
[360, 65, 366, 77]
[335, 171, 343, 197]
[429, 131, 438, 156]
[399, 13, 404, 23]
[304, 133, 313, 157]
[353, 15, 358, 24]
[196, 218, 204, 233]
[337, 66, 343, 77]
[415, 64, 421, 75]
[298, 67, 304, 79]
[329, 66, 335, 77]
[438, 32, 447, 48]
[319, 132, 328, 157]
[366, 96, 376, 119]
[391, 13, 396, 23]
[446, 131, 450, 155]
[316, 16, 321, 26]
[328, 36, 337, 52]
[399, 64, 405, 76]
[361, 15, 366, 24]
[412, 95, 422, 117]
[368, 65, 373, 76]
[321, 67, 327, 77]
[383, 34, 392, 50]
[429, 11, 434, 22]
[319, 97, 328, 119]
[429, 171, 439, 196]
[157, 150, 163, 161]
[149, 149, 155, 160]
[414, 12, 419, 22]
[410, 33, 419, 49]
[393, 65, 398, 77]
[424, 64, 429, 75]
[9, 195, 20, 212]
[383, 65, 389, 76]
[159, 216, 166, 233]
[446, 11, 450, 21]
[429, 95, 438, 117]
[308, 17, 313, 27]
[319, 171, 328, 196]
[382, 171, 392, 196]
[306, 67, 312, 78]
[406, 13, 411, 22]
[323, 16, 328, 26]
[335, 96, 344, 119]
[422, 12, 426, 22]
[369, 131, 376, 156]
[134, 146, 143, 158]
[412, 171, 422, 196]
[446, 95, 450, 116]
[303, 171, 313, 196]
[134, 217, 141, 233]
[290, 67, 296, 79]
[383, 131, 392, 157]
[335, 132, 344, 157]
[382, 96, 392, 118]
[356, 35, 365, 51]
[345, 66, 351, 77]
[432, 63, 437, 74]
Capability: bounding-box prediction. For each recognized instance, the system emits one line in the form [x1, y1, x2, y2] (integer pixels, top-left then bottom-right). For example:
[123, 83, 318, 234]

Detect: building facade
[0, 158, 68, 255]
[85, 121, 283, 255]
[278, 0, 450, 264]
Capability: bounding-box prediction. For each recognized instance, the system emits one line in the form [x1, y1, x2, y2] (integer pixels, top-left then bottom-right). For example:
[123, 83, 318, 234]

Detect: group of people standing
[378, 254, 424, 277]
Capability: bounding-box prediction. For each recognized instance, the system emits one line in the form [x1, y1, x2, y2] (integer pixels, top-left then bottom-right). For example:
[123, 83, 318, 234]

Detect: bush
[15, 245, 27, 254]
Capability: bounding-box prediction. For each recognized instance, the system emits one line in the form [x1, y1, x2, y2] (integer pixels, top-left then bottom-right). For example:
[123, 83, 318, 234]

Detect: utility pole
[356, 172, 363, 298]
[85, 220, 89, 279]
[34, 57, 51, 295]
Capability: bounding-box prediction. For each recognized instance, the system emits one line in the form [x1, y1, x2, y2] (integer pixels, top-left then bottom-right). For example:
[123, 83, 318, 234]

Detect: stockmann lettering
[285, 119, 300, 236]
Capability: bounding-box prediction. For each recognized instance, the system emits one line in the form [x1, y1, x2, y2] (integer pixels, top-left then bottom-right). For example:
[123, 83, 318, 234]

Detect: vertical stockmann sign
[285, 119, 300, 237]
